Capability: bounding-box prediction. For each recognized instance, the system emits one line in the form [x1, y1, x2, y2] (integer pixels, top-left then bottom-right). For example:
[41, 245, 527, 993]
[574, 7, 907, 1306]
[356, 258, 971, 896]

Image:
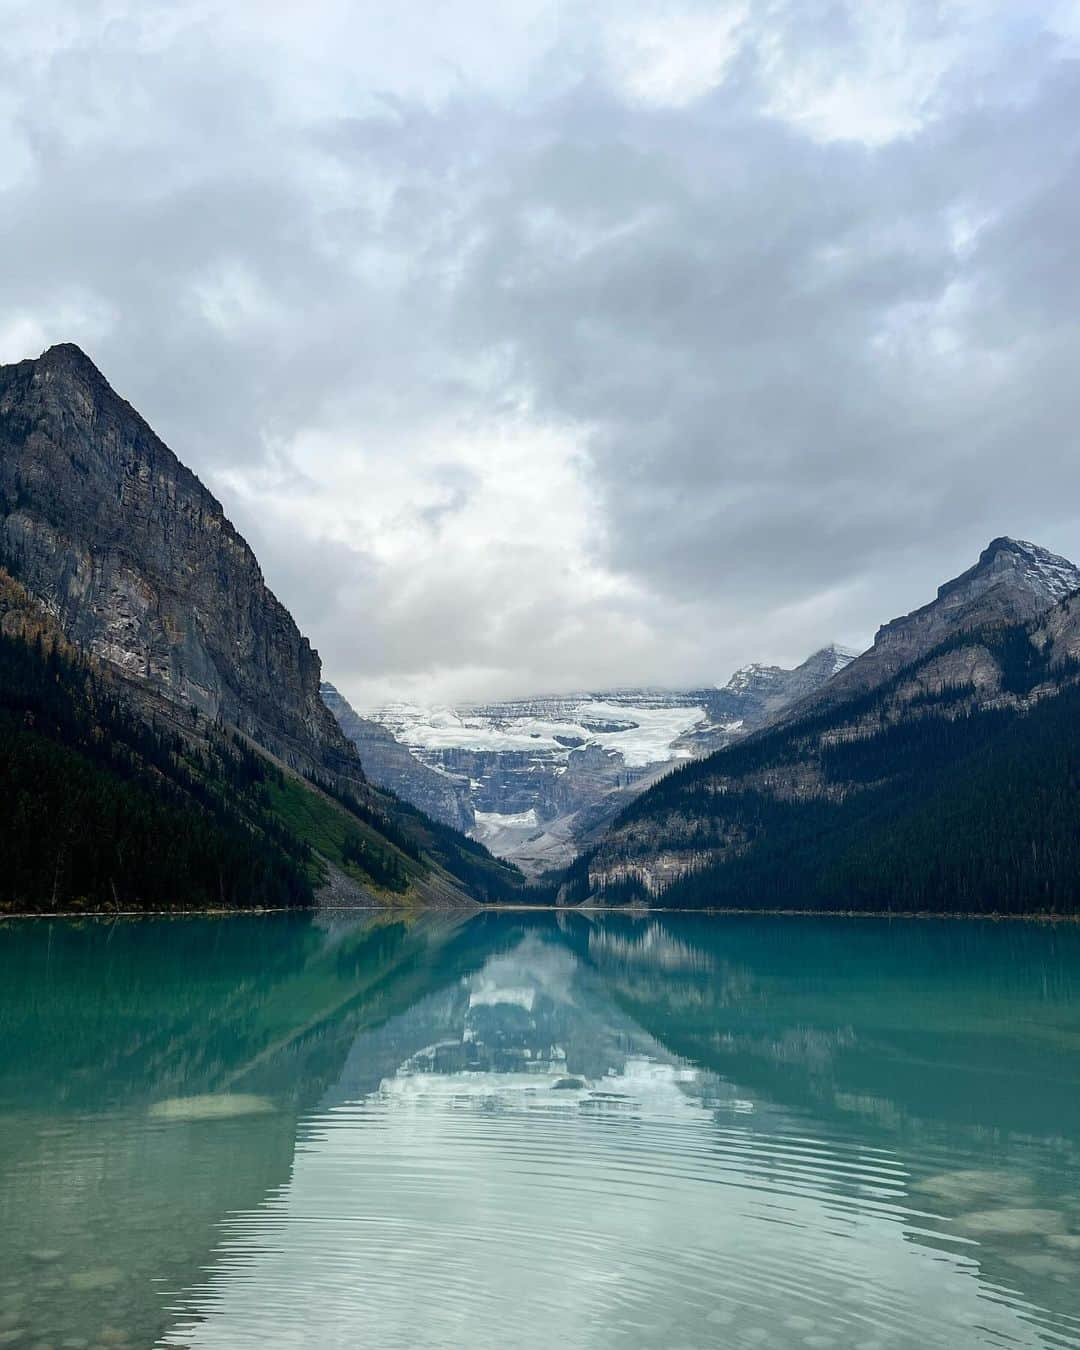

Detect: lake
[1, 911, 1079, 1348]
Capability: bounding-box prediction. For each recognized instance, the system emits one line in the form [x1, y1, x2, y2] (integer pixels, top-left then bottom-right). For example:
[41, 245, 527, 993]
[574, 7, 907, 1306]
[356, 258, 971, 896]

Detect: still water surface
[1, 912, 1079, 1348]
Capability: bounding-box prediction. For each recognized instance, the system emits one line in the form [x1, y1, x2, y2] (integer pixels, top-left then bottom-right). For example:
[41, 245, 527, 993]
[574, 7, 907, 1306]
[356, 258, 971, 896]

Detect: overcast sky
[4, 2, 1080, 706]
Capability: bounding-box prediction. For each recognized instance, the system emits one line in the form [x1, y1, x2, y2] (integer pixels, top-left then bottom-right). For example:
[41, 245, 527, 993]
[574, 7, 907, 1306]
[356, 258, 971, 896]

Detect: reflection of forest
[0, 911, 1078, 1346]
[568, 911, 1080, 1335]
[166, 913, 1080, 1350]
[0, 911, 511, 1343]
[566, 913, 1080, 1141]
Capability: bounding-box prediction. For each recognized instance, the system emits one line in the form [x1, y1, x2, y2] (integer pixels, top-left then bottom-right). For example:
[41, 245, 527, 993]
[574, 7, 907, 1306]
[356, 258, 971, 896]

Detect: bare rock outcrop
[0, 344, 359, 781]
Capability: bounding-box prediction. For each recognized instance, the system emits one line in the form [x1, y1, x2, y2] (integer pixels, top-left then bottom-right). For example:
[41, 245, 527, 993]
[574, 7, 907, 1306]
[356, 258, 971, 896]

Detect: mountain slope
[0, 343, 353, 778]
[0, 568, 314, 912]
[572, 543, 1080, 914]
[779, 538, 1080, 723]
[0, 345, 522, 908]
[676, 644, 857, 755]
[321, 682, 474, 833]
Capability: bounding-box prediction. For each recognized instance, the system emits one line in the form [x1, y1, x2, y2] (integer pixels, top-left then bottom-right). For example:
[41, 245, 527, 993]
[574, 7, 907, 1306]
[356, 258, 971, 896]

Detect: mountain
[321, 682, 474, 833]
[0, 345, 523, 910]
[0, 567, 314, 912]
[368, 691, 704, 873]
[362, 648, 856, 874]
[779, 538, 1080, 723]
[570, 540, 1080, 914]
[674, 644, 857, 755]
[0, 343, 353, 779]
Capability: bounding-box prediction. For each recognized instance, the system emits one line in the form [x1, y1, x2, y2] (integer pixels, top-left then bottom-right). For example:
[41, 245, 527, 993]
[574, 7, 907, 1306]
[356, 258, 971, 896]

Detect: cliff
[0, 344, 358, 781]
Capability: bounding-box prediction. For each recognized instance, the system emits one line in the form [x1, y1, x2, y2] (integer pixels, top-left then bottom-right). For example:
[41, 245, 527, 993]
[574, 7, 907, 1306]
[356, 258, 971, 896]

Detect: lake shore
[1, 903, 1078, 922]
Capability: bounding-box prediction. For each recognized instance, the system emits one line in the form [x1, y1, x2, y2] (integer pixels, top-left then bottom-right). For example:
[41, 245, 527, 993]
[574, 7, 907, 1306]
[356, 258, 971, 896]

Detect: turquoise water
[1, 913, 1079, 1348]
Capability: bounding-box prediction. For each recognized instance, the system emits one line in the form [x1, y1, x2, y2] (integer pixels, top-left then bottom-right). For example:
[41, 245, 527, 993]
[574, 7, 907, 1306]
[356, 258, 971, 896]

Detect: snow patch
[468, 984, 537, 1013]
[474, 808, 539, 832]
[372, 694, 708, 768]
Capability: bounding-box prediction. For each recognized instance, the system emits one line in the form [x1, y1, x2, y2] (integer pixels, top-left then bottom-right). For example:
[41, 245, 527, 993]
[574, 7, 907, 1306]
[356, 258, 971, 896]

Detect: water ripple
[159, 1067, 1080, 1350]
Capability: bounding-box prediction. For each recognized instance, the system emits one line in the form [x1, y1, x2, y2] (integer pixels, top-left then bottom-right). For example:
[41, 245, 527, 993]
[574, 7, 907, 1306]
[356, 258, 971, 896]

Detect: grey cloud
[442, 53, 1080, 631]
[4, 2, 1080, 700]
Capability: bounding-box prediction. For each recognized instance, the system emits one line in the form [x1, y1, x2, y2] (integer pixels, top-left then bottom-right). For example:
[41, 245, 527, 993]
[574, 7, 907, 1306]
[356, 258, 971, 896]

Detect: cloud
[3, 0, 1080, 704]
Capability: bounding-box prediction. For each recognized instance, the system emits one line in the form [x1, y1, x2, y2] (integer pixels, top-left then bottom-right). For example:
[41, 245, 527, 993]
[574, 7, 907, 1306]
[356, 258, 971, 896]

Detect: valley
[3, 344, 1080, 919]
[326, 649, 857, 873]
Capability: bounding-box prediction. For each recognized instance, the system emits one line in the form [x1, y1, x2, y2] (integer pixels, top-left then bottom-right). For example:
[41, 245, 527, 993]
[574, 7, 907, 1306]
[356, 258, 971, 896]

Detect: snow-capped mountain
[375, 691, 709, 772]
[352, 648, 857, 873]
[367, 692, 708, 871]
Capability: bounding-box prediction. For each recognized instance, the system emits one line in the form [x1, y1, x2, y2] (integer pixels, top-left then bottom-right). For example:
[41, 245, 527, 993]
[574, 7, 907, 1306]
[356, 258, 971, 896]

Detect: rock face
[368, 691, 708, 872]
[364, 650, 856, 873]
[676, 645, 857, 755]
[782, 538, 1080, 723]
[321, 682, 474, 833]
[0, 344, 358, 780]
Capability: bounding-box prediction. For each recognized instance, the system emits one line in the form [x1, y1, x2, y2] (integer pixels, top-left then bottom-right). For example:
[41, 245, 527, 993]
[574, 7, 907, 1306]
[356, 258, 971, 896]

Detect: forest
[0, 588, 526, 911]
[565, 620, 1080, 914]
[0, 624, 319, 911]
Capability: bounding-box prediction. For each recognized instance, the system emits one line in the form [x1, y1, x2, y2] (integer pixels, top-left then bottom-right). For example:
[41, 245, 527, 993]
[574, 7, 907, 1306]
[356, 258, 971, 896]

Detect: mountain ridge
[771, 536, 1080, 729]
[570, 537, 1080, 912]
[0, 342, 354, 781]
[0, 343, 523, 909]
[321, 681, 475, 833]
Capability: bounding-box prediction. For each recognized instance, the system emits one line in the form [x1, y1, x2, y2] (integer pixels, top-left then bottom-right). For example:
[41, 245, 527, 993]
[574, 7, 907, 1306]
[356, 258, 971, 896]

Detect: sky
[3, 1, 1080, 707]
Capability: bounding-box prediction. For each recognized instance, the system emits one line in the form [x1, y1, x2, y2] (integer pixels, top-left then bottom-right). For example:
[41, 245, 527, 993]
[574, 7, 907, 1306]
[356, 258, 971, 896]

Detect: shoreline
[1, 904, 1077, 923]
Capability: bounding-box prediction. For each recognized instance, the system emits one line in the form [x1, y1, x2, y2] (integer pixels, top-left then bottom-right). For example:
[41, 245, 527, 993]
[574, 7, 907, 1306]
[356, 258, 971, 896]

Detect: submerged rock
[912, 1169, 1027, 1203]
[148, 1094, 274, 1122]
[956, 1207, 1066, 1236]
[1002, 1251, 1075, 1278]
[706, 1308, 736, 1326]
[68, 1268, 123, 1292]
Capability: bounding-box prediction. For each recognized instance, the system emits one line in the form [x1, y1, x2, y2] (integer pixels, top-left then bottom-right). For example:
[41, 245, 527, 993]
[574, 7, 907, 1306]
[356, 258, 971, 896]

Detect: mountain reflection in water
[0, 912, 1078, 1348]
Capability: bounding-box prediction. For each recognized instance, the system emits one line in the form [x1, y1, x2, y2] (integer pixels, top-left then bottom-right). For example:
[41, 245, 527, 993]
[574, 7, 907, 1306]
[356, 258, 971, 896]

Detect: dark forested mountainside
[0, 345, 525, 909]
[570, 602, 1080, 914]
[0, 565, 523, 911]
[0, 580, 313, 912]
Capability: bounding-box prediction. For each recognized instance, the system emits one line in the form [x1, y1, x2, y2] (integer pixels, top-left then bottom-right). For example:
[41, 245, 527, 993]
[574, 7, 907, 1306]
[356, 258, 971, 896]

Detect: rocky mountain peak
[719, 644, 856, 700]
[21, 343, 130, 418]
[722, 662, 786, 695]
[874, 536, 1080, 647]
[801, 644, 859, 676]
[777, 537, 1080, 724]
[940, 536, 1080, 608]
[37, 342, 103, 377]
[0, 343, 355, 780]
